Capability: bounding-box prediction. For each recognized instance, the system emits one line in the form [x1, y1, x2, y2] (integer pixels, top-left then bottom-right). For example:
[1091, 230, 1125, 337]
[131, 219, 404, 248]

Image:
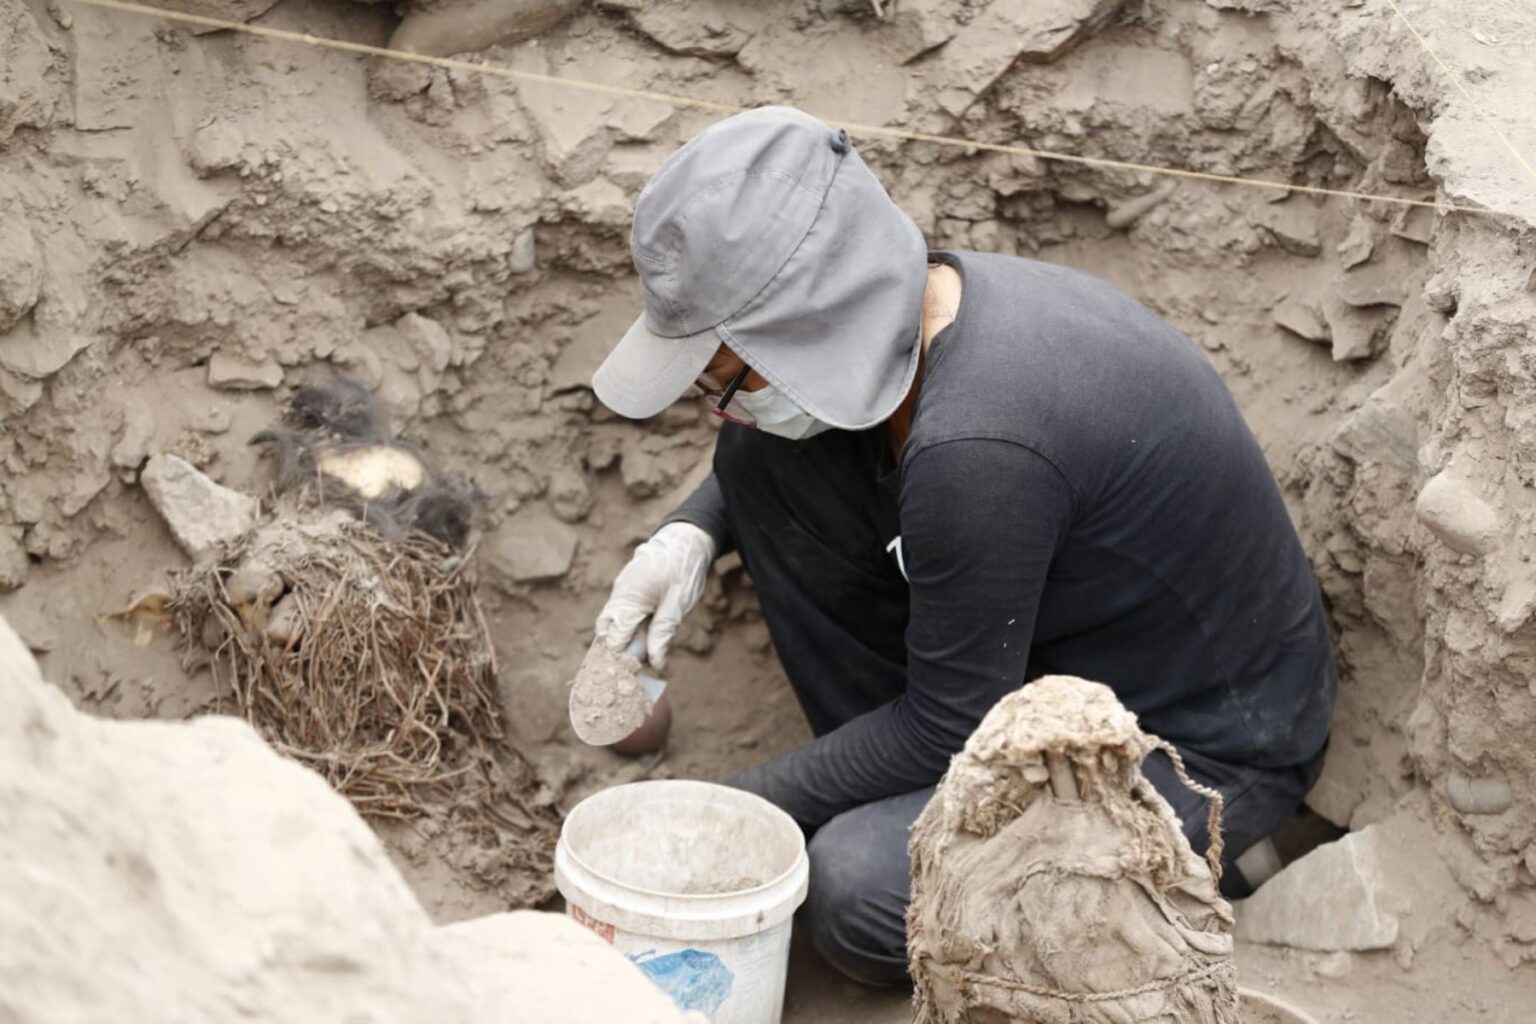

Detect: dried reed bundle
[170, 512, 551, 840]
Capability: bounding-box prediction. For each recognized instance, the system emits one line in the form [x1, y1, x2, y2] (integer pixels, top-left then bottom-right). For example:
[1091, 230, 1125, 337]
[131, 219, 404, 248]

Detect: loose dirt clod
[568, 636, 653, 746]
[908, 676, 1237, 1024]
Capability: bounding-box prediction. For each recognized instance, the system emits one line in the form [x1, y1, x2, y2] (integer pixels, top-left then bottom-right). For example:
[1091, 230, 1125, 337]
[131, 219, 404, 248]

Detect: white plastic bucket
[555, 780, 810, 1023]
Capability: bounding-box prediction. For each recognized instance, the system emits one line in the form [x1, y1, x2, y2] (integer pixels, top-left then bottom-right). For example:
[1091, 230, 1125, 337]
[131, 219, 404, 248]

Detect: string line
[63, 0, 1530, 221]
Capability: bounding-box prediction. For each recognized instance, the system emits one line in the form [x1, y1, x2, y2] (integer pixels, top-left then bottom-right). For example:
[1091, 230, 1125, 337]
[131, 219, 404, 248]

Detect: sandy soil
[3, 0, 1536, 1018]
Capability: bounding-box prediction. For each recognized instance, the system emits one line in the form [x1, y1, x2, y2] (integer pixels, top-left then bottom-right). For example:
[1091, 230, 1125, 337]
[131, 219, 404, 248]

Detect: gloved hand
[596, 521, 715, 670]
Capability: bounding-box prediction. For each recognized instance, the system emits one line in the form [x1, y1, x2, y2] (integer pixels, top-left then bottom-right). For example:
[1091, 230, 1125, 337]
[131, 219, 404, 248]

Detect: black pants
[715, 425, 1321, 986]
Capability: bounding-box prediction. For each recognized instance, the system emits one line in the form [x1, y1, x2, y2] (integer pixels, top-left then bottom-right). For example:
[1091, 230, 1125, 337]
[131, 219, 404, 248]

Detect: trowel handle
[623, 631, 649, 666]
[624, 622, 667, 703]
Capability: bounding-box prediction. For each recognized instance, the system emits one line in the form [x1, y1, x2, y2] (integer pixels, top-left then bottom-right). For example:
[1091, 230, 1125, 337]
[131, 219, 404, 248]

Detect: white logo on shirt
[886, 535, 908, 582]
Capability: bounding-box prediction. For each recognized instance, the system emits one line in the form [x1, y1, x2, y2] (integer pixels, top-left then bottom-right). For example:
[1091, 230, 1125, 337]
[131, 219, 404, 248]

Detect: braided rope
[1156, 739, 1226, 881]
[936, 957, 1235, 1003]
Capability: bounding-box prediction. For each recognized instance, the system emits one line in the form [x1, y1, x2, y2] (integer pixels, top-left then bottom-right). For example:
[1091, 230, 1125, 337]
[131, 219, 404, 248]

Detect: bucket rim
[559, 779, 808, 902]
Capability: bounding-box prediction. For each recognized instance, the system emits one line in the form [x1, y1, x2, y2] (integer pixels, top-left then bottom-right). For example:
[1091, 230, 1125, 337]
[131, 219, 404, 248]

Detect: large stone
[0, 317, 94, 379]
[507, 44, 673, 186]
[486, 511, 579, 586]
[1271, 296, 1330, 344]
[1338, 260, 1408, 308]
[928, 0, 1126, 116]
[508, 227, 537, 275]
[0, 201, 42, 333]
[1331, 398, 1418, 472]
[1237, 811, 1463, 954]
[548, 295, 638, 394]
[1415, 471, 1502, 556]
[1321, 288, 1386, 362]
[390, 0, 583, 57]
[1236, 826, 1401, 951]
[616, 0, 771, 58]
[0, 614, 690, 1024]
[206, 352, 283, 391]
[140, 454, 260, 562]
[887, 0, 963, 63]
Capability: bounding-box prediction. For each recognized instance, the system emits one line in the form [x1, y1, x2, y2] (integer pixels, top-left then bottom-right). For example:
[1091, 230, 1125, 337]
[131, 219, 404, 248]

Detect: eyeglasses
[686, 365, 755, 426]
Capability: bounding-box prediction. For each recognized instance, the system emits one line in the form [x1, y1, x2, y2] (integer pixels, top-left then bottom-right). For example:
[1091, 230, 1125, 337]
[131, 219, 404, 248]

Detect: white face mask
[732, 384, 835, 440]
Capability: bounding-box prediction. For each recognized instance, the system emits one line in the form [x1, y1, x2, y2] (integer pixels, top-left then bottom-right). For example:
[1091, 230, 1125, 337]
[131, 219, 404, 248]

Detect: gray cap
[593, 106, 927, 430]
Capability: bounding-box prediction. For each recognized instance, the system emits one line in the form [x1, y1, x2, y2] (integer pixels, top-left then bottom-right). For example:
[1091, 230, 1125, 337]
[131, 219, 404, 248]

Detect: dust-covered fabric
[908, 676, 1238, 1024]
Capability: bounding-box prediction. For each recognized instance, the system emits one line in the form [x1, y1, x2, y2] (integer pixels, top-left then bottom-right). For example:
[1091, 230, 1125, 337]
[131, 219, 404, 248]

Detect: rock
[1446, 772, 1512, 815]
[0, 318, 94, 379]
[485, 511, 579, 587]
[509, 227, 537, 275]
[1271, 296, 1330, 343]
[265, 592, 303, 646]
[887, 0, 963, 63]
[0, 204, 42, 333]
[1321, 288, 1386, 362]
[1337, 215, 1375, 269]
[1338, 260, 1408, 308]
[111, 406, 155, 480]
[140, 455, 260, 562]
[0, 615, 691, 1024]
[184, 120, 246, 177]
[1331, 398, 1418, 471]
[207, 353, 283, 390]
[561, 178, 630, 227]
[618, 0, 771, 57]
[1390, 204, 1435, 246]
[619, 437, 701, 500]
[548, 298, 636, 394]
[548, 466, 594, 523]
[1251, 202, 1322, 257]
[390, 0, 583, 57]
[505, 42, 672, 187]
[1496, 576, 1536, 634]
[396, 312, 453, 374]
[1105, 182, 1178, 230]
[1414, 471, 1502, 556]
[928, 0, 1126, 116]
[171, 0, 284, 35]
[1236, 827, 1401, 951]
[0, 527, 27, 592]
[1422, 269, 1458, 313]
[367, 57, 434, 103]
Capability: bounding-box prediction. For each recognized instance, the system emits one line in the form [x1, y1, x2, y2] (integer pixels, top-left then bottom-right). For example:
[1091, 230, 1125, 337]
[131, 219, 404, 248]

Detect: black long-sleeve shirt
[669, 251, 1335, 830]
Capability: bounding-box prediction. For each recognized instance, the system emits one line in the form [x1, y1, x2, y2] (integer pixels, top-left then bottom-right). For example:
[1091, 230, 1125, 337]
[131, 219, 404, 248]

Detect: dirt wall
[2, 0, 1534, 963]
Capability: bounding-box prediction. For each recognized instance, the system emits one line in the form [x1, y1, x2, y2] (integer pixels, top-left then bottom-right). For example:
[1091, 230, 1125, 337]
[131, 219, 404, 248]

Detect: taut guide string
[64, 0, 1534, 221]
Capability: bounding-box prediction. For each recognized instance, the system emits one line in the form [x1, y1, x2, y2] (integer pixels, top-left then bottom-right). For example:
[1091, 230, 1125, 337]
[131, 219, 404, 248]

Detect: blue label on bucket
[628, 948, 734, 1017]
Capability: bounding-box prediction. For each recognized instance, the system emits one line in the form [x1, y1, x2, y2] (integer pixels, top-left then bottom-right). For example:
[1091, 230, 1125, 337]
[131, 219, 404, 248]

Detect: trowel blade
[637, 670, 666, 703]
[566, 631, 665, 747]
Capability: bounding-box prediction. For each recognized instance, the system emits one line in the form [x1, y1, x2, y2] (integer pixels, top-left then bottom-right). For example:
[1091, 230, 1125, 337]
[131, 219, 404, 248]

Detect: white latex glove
[596, 521, 715, 670]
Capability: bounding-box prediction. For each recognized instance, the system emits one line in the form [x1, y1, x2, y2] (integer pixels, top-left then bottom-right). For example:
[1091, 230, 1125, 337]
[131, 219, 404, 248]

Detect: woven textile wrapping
[908, 676, 1238, 1024]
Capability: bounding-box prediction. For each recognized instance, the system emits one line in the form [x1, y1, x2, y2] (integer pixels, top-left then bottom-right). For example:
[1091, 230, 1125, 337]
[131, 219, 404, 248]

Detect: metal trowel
[567, 627, 666, 747]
